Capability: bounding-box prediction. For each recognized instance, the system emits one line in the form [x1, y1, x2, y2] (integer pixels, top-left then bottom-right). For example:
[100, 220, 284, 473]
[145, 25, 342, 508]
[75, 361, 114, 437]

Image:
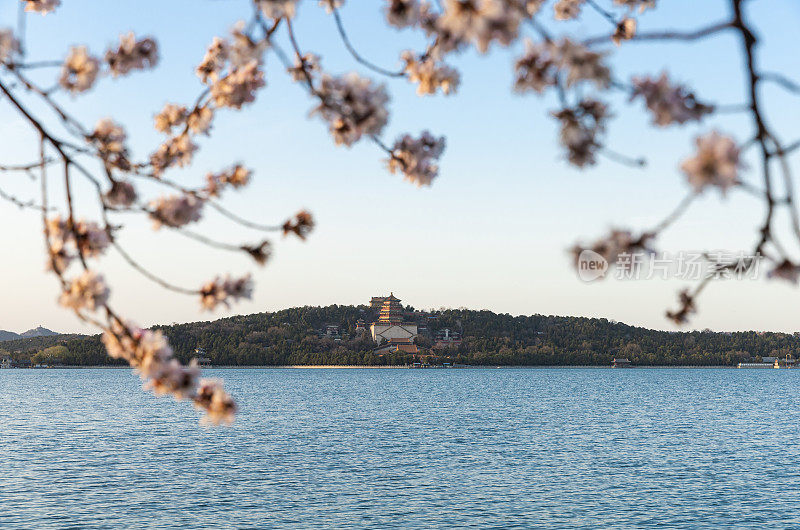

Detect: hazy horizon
[5, 298, 798, 336]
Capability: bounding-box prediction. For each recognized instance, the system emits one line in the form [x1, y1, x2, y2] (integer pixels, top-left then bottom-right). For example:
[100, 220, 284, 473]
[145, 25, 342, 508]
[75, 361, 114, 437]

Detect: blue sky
[1, 0, 800, 334]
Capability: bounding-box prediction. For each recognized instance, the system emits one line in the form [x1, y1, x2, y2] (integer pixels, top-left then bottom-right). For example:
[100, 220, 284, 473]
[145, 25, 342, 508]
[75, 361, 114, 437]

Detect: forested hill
[2, 305, 798, 366]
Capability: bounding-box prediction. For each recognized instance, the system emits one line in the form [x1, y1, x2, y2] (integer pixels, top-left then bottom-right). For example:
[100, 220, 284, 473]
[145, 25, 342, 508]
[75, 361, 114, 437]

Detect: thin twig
[599, 147, 646, 167]
[650, 193, 696, 234]
[0, 186, 48, 211]
[586, 0, 618, 25]
[112, 241, 198, 295]
[760, 72, 800, 95]
[332, 8, 405, 78]
[583, 21, 733, 47]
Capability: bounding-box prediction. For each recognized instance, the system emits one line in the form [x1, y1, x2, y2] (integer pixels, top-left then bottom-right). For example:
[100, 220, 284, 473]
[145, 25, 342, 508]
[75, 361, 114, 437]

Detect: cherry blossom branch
[2, 0, 798, 403]
[1, 33, 239, 424]
[731, 0, 774, 256]
[664, 0, 795, 322]
[583, 21, 734, 47]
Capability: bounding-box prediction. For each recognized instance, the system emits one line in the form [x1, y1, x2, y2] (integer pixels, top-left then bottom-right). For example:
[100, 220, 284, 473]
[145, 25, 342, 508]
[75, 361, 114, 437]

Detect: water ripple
[1, 368, 800, 528]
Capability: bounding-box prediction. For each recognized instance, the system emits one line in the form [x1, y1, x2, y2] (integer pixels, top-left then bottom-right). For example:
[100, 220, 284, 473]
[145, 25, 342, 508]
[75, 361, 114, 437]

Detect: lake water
[2, 368, 800, 528]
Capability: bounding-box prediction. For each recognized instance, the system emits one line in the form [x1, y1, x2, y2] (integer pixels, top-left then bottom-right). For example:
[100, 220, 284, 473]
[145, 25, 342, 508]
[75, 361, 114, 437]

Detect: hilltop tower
[369, 293, 418, 344]
[377, 293, 404, 324]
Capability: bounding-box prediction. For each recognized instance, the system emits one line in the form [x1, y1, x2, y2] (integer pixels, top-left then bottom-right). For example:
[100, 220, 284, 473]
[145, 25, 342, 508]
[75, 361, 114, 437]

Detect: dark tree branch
[332, 8, 405, 78]
[583, 21, 733, 46]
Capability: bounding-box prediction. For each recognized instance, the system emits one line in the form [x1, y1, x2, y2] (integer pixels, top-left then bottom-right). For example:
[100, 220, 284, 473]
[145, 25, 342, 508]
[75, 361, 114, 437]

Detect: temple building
[369, 296, 388, 311]
[370, 293, 418, 344]
[375, 338, 419, 355]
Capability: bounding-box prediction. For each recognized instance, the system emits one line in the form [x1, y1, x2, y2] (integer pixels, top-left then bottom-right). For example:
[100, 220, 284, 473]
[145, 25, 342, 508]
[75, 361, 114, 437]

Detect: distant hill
[0, 326, 59, 342]
[0, 330, 21, 341]
[20, 326, 59, 338]
[1, 305, 798, 367]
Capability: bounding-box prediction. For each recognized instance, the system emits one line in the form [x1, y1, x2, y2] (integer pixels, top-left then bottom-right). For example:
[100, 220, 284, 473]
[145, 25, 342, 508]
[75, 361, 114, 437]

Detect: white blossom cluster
[612, 18, 637, 45]
[204, 165, 252, 197]
[400, 51, 460, 96]
[102, 321, 237, 424]
[318, 0, 345, 13]
[40, 31, 159, 94]
[89, 118, 131, 170]
[631, 73, 713, 126]
[58, 270, 110, 312]
[149, 194, 204, 229]
[680, 131, 742, 195]
[513, 40, 556, 94]
[150, 134, 198, 176]
[0, 29, 20, 62]
[46, 215, 110, 273]
[311, 73, 390, 146]
[554, 0, 584, 21]
[282, 210, 315, 240]
[571, 229, 653, 275]
[432, 0, 525, 54]
[23, 0, 60, 15]
[145, 23, 267, 175]
[211, 61, 265, 109]
[104, 180, 138, 208]
[200, 274, 254, 310]
[256, 0, 299, 19]
[196, 24, 266, 109]
[386, 0, 546, 44]
[555, 39, 611, 89]
[386, 131, 446, 187]
[288, 53, 320, 82]
[154, 103, 213, 136]
[105, 33, 159, 77]
[552, 99, 609, 167]
[513, 39, 610, 92]
[614, 0, 656, 13]
[59, 46, 99, 94]
[385, 0, 422, 28]
[194, 378, 238, 425]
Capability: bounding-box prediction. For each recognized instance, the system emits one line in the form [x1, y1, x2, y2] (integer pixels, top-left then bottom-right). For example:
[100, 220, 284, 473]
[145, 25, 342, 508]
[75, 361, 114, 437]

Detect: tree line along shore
[1, 305, 797, 367]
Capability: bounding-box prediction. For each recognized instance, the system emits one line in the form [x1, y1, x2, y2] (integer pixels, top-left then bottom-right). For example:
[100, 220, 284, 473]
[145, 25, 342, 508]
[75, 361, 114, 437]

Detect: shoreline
[1, 364, 752, 370]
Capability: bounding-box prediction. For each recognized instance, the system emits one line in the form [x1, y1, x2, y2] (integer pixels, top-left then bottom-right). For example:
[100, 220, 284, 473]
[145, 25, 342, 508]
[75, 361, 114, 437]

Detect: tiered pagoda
[369, 293, 418, 345]
[377, 293, 404, 324]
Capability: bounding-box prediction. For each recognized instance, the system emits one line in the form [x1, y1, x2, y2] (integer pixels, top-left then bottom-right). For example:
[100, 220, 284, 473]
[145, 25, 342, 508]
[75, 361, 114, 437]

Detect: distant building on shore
[611, 358, 632, 368]
[774, 354, 796, 369]
[322, 324, 341, 338]
[434, 328, 462, 349]
[375, 338, 419, 355]
[370, 293, 418, 344]
[195, 347, 212, 368]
